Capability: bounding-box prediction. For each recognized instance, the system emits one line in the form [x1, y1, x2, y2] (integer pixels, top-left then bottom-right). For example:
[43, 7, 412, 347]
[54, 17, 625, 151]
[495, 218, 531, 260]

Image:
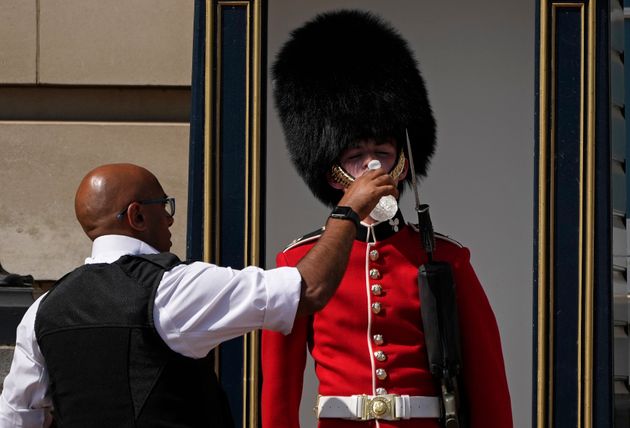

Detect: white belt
[316, 394, 441, 421]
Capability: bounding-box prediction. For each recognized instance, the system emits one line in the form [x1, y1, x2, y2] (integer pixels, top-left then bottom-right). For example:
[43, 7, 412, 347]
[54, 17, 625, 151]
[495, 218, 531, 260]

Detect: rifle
[406, 130, 466, 428]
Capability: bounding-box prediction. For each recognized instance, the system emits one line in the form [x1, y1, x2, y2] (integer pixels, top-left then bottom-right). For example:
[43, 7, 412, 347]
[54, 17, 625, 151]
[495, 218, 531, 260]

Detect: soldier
[262, 10, 513, 428]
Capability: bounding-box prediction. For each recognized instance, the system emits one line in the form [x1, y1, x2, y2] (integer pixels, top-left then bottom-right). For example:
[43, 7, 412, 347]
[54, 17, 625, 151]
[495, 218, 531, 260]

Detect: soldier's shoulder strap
[407, 223, 465, 249]
[434, 232, 464, 248]
[283, 227, 325, 252]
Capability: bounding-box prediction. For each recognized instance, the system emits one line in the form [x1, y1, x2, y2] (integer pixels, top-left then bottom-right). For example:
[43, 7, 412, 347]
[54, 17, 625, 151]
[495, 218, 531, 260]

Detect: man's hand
[337, 168, 398, 220]
[294, 168, 398, 316]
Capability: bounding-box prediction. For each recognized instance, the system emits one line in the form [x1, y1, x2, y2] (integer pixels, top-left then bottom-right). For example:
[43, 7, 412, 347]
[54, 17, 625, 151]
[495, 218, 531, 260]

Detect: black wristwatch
[329, 206, 361, 230]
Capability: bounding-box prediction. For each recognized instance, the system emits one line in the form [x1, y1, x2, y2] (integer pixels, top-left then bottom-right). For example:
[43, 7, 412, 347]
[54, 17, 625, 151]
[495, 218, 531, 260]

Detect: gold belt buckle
[362, 394, 398, 420]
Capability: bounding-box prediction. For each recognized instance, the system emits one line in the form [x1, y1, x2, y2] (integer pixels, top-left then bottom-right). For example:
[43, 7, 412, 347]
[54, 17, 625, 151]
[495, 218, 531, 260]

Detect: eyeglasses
[116, 197, 176, 220]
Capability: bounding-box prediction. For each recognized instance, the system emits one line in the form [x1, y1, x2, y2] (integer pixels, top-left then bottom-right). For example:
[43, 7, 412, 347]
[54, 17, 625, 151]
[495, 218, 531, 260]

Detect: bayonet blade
[405, 129, 421, 209]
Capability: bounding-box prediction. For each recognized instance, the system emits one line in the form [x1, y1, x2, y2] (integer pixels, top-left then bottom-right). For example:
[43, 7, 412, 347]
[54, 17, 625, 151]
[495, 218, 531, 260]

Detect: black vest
[35, 253, 234, 428]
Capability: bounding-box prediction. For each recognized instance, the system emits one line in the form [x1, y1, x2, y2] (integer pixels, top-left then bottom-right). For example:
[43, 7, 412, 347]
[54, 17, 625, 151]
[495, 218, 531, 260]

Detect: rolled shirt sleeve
[154, 262, 302, 359]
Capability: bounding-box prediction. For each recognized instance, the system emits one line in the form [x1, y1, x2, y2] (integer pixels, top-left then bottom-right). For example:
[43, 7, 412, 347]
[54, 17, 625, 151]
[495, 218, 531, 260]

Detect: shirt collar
[85, 235, 159, 265]
[356, 210, 405, 243]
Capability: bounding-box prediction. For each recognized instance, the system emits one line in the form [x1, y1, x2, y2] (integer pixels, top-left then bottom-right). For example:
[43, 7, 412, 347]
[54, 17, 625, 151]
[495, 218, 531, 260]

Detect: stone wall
[0, 0, 194, 385]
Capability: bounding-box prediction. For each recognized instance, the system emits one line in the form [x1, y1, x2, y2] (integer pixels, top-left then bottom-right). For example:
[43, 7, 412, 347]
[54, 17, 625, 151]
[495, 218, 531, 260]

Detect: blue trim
[219, 6, 247, 270]
[216, 7, 249, 427]
[593, 1, 613, 424]
[187, 0, 206, 263]
[552, 10, 582, 425]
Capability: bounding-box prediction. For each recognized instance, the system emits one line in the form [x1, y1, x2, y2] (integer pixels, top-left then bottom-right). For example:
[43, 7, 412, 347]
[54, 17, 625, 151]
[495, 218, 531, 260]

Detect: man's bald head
[75, 163, 164, 240]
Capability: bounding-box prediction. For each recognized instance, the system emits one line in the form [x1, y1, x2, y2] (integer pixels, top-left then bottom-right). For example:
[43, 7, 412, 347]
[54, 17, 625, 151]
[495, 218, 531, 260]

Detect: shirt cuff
[262, 266, 302, 334]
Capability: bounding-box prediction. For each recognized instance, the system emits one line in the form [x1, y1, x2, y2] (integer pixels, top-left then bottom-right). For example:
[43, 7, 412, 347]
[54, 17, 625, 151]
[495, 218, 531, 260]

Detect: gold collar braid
[330, 150, 406, 188]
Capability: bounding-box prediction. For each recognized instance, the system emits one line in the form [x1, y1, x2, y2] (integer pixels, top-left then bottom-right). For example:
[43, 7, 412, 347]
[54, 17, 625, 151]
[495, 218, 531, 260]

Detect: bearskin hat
[272, 9, 436, 207]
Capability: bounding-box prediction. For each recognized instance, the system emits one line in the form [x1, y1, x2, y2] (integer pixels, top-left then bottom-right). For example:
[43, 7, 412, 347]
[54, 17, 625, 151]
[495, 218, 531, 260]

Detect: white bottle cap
[367, 160, 381, 170]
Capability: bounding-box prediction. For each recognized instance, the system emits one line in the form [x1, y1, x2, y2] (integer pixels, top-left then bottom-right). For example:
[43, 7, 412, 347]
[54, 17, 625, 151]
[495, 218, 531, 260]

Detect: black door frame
[188, 1, 266, 427]
[534, 1, 613, 427]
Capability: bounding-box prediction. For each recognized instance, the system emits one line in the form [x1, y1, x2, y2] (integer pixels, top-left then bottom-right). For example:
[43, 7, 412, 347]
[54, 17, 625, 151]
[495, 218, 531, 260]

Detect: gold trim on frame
[583, 1, 596, 426]
[204, 0, 215, 265]
[537, 2, 596, 428]
[246, 2, 263, 427]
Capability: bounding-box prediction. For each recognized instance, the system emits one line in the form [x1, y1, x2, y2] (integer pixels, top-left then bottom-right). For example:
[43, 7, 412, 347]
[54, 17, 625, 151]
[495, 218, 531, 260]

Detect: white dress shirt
[0, 235, 302, 428]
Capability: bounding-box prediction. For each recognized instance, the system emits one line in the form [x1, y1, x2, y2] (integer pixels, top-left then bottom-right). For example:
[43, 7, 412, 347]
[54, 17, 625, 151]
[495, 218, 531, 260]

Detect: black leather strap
[329, 206, 361, 230]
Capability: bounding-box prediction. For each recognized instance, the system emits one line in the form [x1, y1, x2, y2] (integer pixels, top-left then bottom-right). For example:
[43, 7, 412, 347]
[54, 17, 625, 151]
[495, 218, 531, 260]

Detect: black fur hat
[273, 9, 436, 207]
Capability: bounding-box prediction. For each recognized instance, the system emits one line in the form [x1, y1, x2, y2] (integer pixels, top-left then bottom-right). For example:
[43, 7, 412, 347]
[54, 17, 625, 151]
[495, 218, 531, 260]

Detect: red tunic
[262, 216, 512, 428]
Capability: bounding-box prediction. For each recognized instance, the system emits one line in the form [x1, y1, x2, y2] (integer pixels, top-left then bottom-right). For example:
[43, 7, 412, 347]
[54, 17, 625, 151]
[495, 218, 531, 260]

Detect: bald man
[0, 163, 396, 428]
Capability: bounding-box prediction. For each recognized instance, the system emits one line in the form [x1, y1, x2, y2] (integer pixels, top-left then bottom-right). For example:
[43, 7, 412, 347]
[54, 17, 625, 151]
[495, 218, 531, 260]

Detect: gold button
[371, 302, 382, 314]
[369, 249, 379, 261]
[376, 387, 388, 395]
[371, 284, 382, 296]
[374, 350, 387, 361]
[373, 334, 384, 345]
[369, 269, 380, 279]
[376, 368, 387, 380]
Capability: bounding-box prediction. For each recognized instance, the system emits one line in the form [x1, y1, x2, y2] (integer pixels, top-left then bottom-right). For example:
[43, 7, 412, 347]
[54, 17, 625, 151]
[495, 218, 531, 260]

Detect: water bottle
[367, 160, 398, 222]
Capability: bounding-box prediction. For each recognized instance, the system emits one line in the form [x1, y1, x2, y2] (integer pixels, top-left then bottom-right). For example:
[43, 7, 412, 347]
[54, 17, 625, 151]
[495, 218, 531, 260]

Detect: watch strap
[329, 206, 361, 229]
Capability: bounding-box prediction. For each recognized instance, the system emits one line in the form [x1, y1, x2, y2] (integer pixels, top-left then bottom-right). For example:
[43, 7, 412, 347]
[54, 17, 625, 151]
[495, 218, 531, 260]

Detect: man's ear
[127, 203, 148, 231]
[326, 170, 346, 190]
